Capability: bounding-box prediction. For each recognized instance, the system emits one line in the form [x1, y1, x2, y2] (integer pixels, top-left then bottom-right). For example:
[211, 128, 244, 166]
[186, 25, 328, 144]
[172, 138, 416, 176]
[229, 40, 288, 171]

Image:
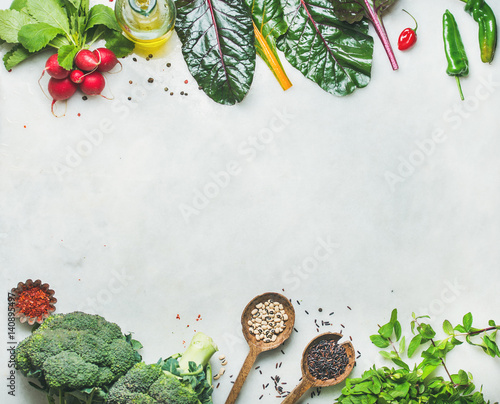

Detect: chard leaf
[278, 0, 373, 96]
[58, 44, 79, 70]
[3, 44, 31, 69]
[175, 0, 256, 105]
[18, 23, 63, 52]
[244, 0, 292, 90]
[0, 9, 35, 43]
[329, 0, 398, 70]
[86, 4, 121, 32]
[26, 0, 70, 35]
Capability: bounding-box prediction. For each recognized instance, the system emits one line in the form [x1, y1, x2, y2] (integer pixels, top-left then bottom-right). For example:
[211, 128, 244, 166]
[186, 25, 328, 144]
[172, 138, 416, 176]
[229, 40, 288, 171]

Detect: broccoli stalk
[177, 332, 218, 375]
[106, 332, 218, 404]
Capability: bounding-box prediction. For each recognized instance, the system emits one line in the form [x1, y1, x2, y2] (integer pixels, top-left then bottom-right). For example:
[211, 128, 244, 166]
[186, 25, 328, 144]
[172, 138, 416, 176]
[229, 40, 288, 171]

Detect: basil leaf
[0, 9, 34, 43]
[244, 0, 292, 90]
[175, 0, 256, 105]
[58, 44, 79, 70]
[18, 23, 63, 52]
[3, 44, 31, 70]
[26, 0, 70, 34]
[86, 4, 121, 32]
[278, 0, 373, 96]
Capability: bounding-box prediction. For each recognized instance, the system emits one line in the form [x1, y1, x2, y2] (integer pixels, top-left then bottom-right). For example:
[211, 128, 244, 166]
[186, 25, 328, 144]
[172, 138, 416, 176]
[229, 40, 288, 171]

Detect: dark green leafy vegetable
[277, 0, 373, 96]
[329, 0, 399, 70]
[174, 0, 256, 105]
[244, 0, 292, 90]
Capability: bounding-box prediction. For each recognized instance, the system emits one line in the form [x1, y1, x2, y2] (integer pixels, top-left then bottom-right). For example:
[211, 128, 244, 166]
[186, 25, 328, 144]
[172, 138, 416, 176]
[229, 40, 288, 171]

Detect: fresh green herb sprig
[0, 0, 133, 70]
[336, 309, 500, 403]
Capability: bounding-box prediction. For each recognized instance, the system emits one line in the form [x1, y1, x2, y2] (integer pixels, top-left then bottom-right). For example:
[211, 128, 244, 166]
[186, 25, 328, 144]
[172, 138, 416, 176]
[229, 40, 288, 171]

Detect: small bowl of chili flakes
[11, 279, 57, 325]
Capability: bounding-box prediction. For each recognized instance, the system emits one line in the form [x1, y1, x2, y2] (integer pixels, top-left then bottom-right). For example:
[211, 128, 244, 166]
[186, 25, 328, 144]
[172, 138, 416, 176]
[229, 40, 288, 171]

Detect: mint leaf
[26, 0, 70, 34]
[370, 334, 390, 348]
[58, 44, 79, 70]
[18, 23, 63, 52]
[378, 322, 393, 339]
[0, 9, 35, 43]
[443, 320, 454, 335]
[3, 44, 31, 69]
[86, 4, 121, 31]
[463, 313, 473, 332]
[407, 334, 422, 358]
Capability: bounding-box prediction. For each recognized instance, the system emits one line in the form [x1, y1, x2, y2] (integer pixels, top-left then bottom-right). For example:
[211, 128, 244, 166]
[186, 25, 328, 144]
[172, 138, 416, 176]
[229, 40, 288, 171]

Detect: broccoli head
[14, 312, 142, 402]
[106, 332, 218, 404]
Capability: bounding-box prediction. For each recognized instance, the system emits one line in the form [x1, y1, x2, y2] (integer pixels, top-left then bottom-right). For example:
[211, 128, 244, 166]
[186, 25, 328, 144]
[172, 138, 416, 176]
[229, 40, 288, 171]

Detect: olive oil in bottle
[115, 0, 176, 47]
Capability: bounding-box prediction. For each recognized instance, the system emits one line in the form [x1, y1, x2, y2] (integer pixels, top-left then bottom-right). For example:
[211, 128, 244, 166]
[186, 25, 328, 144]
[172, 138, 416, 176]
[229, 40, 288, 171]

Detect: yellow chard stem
[253, 21, 292, 91]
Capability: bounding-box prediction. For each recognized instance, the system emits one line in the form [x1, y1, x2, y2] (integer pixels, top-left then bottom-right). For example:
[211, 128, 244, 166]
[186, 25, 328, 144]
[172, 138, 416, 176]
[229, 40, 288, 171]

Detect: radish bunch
[42, 48, 121, 116]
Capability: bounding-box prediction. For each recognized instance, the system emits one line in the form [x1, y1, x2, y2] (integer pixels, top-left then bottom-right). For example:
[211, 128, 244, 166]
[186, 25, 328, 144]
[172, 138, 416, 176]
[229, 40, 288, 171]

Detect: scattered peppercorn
[166, 63, 171, 67]
[148, 78, 154, 83]
[82, 96, 88, 100]
[133, 57, 137, 62]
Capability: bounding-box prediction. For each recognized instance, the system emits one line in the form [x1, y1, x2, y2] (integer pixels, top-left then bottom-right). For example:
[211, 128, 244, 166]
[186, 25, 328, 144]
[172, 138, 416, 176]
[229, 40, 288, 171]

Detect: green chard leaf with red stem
[277, 0, 374, 97]
[329, 0, 399, 70]
[174, 0, 256, 105]
[244, 0, 292, 91]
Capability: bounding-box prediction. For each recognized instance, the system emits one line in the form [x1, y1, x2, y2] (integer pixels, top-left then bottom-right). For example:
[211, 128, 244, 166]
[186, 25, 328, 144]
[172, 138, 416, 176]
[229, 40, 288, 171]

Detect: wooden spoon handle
[281, 378, 313, 404]
[225, 346, 259, 404]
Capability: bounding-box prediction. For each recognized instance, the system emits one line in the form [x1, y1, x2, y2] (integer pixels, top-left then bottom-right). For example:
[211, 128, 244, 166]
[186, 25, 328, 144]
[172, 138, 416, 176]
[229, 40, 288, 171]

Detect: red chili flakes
[184, 79, 188, 84]
[77, 113, 81, 117]
[176, 314, 181, 320]
[23, 125, 27, 128]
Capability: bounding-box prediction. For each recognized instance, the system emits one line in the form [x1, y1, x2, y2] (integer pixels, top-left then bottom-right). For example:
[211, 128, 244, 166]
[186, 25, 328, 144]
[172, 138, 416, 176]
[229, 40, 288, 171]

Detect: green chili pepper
[443, 10, 469, 101]
[464, 0, 497, 63]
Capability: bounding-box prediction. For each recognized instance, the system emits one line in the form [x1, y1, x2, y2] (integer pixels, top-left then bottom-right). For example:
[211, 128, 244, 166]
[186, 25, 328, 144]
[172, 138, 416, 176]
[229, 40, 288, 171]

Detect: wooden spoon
[225, 292, 295, 404]
[281, 332, 355, 404]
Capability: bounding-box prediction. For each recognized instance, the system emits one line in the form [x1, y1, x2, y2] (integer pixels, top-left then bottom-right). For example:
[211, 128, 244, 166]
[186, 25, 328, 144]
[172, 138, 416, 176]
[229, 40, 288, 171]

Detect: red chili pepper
[398, 9, 418, 51]
[16, 287, 51, 318]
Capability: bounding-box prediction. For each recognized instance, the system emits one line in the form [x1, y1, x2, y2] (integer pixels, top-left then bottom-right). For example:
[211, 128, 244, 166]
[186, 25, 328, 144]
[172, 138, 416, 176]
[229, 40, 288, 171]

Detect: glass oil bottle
[115, 0, 176, 47]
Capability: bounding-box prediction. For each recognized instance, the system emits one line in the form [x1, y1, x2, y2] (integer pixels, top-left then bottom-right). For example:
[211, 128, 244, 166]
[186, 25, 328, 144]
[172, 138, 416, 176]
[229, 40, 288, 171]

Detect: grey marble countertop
[1, 0, 500, 402]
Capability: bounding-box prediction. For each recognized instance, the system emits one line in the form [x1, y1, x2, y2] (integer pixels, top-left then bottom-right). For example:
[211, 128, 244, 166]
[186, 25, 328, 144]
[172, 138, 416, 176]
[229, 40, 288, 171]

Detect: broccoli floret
[106, 332, 218, 404]
[43, 351, 99, 390]
[14, 312, 142, 403]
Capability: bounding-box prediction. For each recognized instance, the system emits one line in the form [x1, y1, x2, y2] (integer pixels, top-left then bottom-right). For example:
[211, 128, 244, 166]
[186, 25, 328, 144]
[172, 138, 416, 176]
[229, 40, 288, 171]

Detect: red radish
[47, 77, 77, 116]
[93, 48, 121, 72]
[80, 71, 106, 96]
[70, 69, 85, 84]
[74, 49, 100, 72]
[41, 53, 70, 79]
